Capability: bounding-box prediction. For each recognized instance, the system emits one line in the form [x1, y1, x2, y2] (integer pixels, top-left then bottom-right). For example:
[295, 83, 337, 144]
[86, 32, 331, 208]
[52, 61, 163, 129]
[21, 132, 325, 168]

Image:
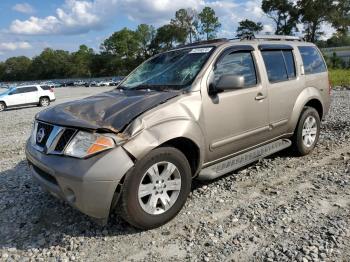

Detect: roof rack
[241, 34, 304, 42]
[176, 38, 229, 48]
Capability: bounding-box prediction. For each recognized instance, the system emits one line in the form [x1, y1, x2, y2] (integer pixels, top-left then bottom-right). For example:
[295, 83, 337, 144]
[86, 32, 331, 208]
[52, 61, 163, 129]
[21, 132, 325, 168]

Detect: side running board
[198, 139, 292, 180]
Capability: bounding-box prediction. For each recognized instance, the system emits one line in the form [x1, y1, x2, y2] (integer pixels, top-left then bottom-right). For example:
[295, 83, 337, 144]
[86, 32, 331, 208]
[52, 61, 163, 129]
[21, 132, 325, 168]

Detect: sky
[0, 0, 335, 61]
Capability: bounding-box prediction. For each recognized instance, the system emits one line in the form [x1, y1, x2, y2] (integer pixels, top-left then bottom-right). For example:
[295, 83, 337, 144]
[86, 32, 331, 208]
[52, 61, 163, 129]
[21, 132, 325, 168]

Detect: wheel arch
[289, 87, 325, 134]
[122, 119, 205, 177]
[159, 137, 201, 177]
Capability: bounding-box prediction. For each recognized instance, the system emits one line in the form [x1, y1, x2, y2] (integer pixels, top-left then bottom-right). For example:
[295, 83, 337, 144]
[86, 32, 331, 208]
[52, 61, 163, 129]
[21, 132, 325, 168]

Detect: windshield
[0, 88, 12, 96]
[120, 47, 214, 90]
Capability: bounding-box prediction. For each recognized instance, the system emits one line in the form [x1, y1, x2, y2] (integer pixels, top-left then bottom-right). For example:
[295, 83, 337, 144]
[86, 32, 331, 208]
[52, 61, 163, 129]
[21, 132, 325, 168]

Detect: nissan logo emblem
[36, 128, 46, 143]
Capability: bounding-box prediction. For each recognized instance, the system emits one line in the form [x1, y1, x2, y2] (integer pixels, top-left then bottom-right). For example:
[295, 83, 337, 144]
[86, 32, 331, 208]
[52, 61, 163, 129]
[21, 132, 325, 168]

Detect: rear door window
[298, 46, 326, 74]
[24, 86, 38, 93]
[261, 50, 296, 82]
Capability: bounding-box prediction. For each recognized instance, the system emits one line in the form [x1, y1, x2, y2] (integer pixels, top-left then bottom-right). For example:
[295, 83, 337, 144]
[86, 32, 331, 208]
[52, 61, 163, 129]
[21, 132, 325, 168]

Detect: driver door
[6, 88, 27, 106]
[202, 47, 270, 162]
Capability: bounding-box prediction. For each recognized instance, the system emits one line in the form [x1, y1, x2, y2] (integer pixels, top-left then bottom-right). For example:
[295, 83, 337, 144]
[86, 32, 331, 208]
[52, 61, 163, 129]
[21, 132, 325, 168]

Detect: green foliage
[198, 7, 221, 40]
[330, 0, 350, 36]
[236, 19, 263, 38]
[262, 0, 299, 35]
[329, 69, 350, 87]
[297, 0, 336, 42]
[1, 56, 32, 81]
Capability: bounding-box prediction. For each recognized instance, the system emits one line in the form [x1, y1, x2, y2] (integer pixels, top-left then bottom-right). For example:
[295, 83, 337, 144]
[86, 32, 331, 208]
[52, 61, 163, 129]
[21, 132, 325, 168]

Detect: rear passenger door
[259, 45, 303, 137]
[24, 86, 39, 104]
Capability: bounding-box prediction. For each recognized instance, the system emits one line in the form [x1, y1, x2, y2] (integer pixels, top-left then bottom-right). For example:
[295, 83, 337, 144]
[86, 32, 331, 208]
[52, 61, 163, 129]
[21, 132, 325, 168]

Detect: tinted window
[283, 50, 296, 79]
[298, 46, 326, 74]
[214, 51, 257, 87]
[19, 86, 37, 93]
[41, 86, 51, 90]
[262, 51, 288, 82]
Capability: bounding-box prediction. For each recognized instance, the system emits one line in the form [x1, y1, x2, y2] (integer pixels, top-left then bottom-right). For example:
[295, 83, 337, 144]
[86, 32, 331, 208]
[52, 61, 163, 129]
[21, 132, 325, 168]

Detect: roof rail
[176, 38, 229, 49]
[241, 34, 304, 42]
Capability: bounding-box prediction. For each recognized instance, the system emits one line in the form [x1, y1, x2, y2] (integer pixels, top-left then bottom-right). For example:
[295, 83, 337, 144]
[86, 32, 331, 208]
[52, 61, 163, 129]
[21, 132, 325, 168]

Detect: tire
[39, 97, 50, 107]
[291, 106, 320, 156]
[0, 102, 5, 112]
[119, 147, 192, 229]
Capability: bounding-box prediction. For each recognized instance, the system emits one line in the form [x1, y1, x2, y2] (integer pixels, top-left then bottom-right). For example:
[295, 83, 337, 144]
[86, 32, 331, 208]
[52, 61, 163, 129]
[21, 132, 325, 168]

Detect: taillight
[50, 88, 54, 93]
[327, 73, 332, 94]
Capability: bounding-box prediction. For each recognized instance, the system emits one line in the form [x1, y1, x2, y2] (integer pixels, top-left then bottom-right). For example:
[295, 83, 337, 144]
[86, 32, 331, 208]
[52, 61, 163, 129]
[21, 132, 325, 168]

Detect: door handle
[255, 93, 266, 101]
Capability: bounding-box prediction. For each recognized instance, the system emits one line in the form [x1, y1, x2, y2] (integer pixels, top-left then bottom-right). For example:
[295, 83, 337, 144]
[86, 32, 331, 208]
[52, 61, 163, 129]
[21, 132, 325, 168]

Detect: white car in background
[0, 85, 55, 112]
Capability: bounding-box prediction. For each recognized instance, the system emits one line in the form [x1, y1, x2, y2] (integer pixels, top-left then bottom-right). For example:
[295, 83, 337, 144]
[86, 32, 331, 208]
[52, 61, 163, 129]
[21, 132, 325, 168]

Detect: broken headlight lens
[65, 131, 115, 158]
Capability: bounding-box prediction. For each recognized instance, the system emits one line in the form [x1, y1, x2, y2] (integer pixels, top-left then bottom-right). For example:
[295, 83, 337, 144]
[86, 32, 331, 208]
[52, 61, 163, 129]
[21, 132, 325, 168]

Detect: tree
[330, 0, 350, 36]
[30, 48, 72, 79]
[297, 0, 335, 42]
[2, 56, 32, 81]
[198, 7, 221, 40]
[153, 24, 184, 51]
[101, 28, 140, 58]
[70, 45, 94, 77]
[171, 8, 199, 43]
[236, 19, 263, 38]
[136, 24, 156, 59]
[262, 0, 299, 35]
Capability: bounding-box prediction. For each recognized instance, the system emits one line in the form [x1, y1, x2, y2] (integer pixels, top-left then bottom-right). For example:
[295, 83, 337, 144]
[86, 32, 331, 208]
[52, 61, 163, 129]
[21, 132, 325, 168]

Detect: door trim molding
[210, 125, 270, 150]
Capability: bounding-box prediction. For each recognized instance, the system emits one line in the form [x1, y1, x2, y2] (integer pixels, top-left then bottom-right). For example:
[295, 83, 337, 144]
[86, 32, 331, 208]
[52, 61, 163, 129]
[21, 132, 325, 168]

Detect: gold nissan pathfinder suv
[26, 35, 331, 229]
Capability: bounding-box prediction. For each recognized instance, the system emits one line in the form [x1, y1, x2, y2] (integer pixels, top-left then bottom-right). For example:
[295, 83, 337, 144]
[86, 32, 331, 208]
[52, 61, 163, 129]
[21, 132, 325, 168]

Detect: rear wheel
[291, 107, 320, 156]
[39, 97, 50, 107]
[0, 102, 5, 112]
[119, 147, 192, 229]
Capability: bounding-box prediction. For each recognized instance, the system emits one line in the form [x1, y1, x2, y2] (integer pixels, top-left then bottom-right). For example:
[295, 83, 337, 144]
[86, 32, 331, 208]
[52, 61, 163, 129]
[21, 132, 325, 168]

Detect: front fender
[122, 117, 205, 166]
[287, 86, 325, 133]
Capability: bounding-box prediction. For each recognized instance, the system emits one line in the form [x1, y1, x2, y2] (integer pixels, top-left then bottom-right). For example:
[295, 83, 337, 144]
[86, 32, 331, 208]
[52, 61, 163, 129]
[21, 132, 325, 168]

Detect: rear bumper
[25, 140, 134, 221]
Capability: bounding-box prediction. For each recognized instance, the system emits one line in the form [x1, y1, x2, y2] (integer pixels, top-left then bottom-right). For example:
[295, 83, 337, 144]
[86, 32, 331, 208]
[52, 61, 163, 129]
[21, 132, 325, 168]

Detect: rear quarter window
[298, 46, 327, 74]
[41, 86, 51, 90]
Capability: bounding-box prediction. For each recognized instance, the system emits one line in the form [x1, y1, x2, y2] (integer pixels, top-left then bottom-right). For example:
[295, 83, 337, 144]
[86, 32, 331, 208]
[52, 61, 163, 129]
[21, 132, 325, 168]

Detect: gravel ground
[0, 88, 349, 262]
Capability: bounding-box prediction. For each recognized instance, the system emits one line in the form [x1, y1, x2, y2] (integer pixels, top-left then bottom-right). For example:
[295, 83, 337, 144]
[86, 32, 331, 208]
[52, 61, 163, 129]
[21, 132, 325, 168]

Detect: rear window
[261, 50, 296, 82]
[298, 46, 326, 74]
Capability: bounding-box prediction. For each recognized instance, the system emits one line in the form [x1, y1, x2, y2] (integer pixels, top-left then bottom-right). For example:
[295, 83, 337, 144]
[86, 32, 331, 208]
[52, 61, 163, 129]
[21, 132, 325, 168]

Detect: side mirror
[216, 74, 245, 90]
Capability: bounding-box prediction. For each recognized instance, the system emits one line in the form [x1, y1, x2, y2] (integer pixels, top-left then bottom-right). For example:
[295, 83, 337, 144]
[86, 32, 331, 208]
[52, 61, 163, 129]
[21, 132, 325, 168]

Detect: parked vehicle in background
[0, 85, 55, 112]
[26, 35, 331, 229]
[96, 81, 111, 87]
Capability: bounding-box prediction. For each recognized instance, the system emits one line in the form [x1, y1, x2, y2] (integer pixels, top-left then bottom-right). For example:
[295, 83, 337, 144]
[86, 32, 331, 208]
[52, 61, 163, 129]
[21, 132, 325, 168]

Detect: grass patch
[329, 69, 350, 87]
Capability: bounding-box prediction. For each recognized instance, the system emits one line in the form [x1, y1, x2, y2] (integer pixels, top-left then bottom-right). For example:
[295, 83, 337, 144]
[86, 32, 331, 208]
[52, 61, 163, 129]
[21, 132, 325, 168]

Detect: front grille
[32, 164, 58, 186]
[55, 129, 76, 152]
[36, 122, 54, 147]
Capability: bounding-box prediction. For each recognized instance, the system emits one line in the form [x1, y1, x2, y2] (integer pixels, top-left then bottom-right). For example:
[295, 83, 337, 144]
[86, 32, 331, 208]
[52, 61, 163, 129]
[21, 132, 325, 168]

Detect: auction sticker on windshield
[189, 47, 213, 54]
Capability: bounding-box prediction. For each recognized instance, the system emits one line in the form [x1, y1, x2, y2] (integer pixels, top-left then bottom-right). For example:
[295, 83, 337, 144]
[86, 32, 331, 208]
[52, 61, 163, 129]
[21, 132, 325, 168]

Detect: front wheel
[39, 97, 50, 107]
[118, 147, 192, 229]
[291, 106, 320, 156]
[0, 102, 5, 112]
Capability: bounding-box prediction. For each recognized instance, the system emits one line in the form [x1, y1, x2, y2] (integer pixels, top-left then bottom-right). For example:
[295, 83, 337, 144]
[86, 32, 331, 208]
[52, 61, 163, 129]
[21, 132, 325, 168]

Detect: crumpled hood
[36, 89, 180, 133]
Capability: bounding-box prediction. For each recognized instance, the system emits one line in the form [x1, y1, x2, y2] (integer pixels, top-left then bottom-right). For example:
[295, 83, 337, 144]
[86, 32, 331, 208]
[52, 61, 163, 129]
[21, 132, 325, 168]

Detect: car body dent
[122, 91, 205, 172]
[36, 89, 181, 133]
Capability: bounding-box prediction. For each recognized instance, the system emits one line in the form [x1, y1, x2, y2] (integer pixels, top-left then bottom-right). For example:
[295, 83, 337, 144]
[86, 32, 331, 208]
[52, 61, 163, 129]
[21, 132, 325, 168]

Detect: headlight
[65, 131, 115, 158]
[30, 121, 38, 145]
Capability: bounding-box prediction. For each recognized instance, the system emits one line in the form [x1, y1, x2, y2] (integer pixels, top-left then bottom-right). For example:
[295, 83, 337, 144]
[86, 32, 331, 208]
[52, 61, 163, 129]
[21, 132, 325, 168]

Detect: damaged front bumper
[25, 140, 134, 224]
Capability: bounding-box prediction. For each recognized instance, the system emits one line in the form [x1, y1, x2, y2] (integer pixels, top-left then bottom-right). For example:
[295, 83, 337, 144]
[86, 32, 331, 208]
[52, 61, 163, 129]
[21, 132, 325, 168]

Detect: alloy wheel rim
[42, 99, 49, 106]
[138, 161, 181, 215]
[302, 116, 317, 147]
[0, 104, 4, 111]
